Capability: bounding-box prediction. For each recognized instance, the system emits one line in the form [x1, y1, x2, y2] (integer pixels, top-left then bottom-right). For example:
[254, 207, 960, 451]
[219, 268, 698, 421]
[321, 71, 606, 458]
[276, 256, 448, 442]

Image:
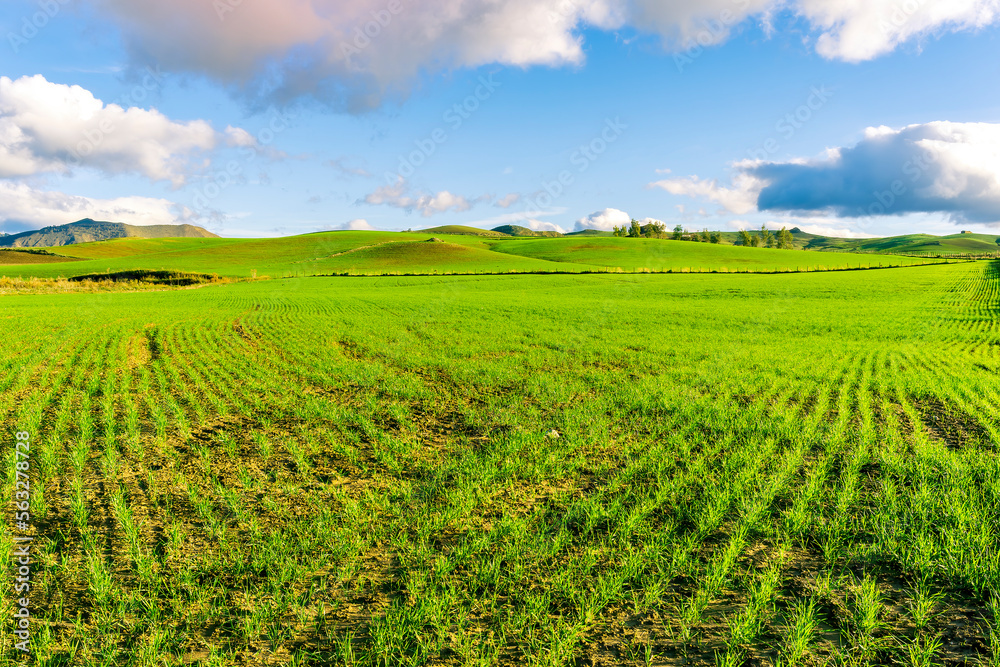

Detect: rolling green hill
[0, 249, 81, 265]
[0, 230, 956, 280]
[811, 232, 1000, 255]
[491, 225, 563, 238]
[297, 239, 594, 274]
[0, 232, 591, 279]
[418, 225, 509, 238]
[488, 237, 937, 271]
[697, 229, 1000, 256]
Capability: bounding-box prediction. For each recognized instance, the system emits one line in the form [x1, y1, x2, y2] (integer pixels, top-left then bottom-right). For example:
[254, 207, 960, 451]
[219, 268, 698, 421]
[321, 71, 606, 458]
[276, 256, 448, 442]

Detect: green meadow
[486, 237, 938, 272]
[802, 232, 1000, 256]
[0, 241, 998, 665]
[0, 232, 948, 280]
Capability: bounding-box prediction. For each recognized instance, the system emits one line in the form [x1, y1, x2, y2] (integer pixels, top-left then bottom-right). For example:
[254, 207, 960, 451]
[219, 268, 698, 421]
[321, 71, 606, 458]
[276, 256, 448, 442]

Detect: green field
[486, 237, 939, 272]
[800, 232, 1000, 256]
[1, 256, 999, 665]
[0, 232, 949, 280]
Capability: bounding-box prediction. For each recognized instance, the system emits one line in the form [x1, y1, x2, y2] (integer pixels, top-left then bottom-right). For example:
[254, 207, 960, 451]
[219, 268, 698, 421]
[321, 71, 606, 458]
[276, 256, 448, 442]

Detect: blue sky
[2, 0, 1000, 238]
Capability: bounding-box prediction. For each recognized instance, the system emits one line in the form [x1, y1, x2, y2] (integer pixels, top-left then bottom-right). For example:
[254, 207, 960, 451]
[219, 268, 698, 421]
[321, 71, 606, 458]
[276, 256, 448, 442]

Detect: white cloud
[575, 207, 631, 232]
[0, 75, 238, 186]
[495, 193, 521, 208]
[363, 178, 484, 217]
[724, 217, 876, 238]
[0, 181, 191, 231]
[654, 121, 1000, 225]
[463, 208, 569, 232]
[524, 219, 566, 233]
[92, 0, 621, 111]
[799, 0, 1000, 62]
[648, 172, 763, 216]
[777, 222, 875, 238]
[334, 218, 377, 230]
[88, 0, 1000, 109]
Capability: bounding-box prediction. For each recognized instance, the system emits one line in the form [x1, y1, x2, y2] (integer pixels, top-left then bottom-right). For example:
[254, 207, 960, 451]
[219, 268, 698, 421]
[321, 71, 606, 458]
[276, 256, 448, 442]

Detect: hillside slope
[0, 219, 219, 248]
[491, 225, 563, 238]
[418, 225, 509, 238]
[489, 237, 939, 271]
[0, 231, 953, 280]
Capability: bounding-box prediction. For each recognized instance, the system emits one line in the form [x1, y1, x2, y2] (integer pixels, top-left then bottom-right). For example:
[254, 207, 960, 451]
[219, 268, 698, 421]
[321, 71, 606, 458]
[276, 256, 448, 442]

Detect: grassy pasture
[488, 237, 942, 272]
[55, 238, 242, 260]
[0, 233, 948, 281]
[0, 233, 568, 279]
[0, 261, 998, 665]
[802, 233, 1000, 256]
[0, 251, 80, 266]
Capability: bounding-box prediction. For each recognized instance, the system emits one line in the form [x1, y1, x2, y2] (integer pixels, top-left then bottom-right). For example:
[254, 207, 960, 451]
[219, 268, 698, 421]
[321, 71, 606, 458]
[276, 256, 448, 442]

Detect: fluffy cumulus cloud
[648, 172, 762, 216]
[91, 0, 622, 111]
[334, 218, 377, 230]
[575, 207, 631, 232]
[0, 75, 261, 230]
[0, 75, 241, 186]
[0, 181, 192, 232]
[87, 0, 1000, 109]
[363, 178, 486, 217]
[798, 0, 1000, 62]
[522, 219, 566, 233]
[653, 122, 1000, 225]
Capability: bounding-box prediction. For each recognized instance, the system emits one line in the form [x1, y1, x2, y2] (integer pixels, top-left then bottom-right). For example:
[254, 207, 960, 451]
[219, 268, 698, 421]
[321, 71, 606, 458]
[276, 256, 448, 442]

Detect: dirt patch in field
[232, 318, 256, 346]
[576, 540, 994, 667]
[912, 396, 990, 449]
[126, 333, 152, 369]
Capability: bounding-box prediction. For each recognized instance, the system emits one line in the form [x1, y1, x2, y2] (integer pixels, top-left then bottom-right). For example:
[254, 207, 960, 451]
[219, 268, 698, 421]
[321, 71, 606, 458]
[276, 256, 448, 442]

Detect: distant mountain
[491, 225, 563, 238]
[0, 219, 219, 248]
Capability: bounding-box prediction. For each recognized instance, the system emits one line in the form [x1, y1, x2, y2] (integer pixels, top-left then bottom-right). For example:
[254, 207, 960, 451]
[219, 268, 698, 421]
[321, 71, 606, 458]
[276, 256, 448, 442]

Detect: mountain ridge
[0, 219, 220, 248]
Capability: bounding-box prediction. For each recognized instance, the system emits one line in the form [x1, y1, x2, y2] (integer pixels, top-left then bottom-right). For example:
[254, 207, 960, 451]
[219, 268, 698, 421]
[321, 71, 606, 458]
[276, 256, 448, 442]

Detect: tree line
[612, 220, 722, 243]
[735, 224, 795, 249]
[611, 220, 795, 248]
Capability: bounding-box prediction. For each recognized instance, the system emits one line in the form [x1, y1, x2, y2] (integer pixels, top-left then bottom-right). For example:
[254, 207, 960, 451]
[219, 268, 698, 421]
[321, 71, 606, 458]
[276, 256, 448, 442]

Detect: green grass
[489, 236, 939, 271]
[417, 225, 509, 237]
[0, 250, 80, 265]
[805, 232, 1000, 256]
[53, 237, 241, 260]
[302, 239, 595, 274]
[0, 232, 950, 280]
[0, 261, 998, 665]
